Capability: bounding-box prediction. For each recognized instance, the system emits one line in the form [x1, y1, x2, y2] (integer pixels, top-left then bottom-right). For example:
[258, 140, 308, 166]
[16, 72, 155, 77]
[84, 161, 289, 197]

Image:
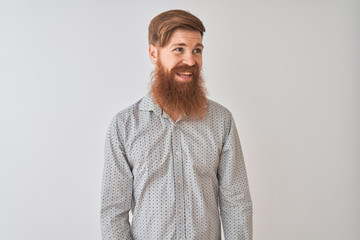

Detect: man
[101, 9, 252, 240]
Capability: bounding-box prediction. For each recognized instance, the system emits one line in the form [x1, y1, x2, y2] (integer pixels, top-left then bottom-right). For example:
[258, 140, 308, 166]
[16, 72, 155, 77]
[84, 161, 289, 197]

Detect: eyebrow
[170, 43, 204, 49]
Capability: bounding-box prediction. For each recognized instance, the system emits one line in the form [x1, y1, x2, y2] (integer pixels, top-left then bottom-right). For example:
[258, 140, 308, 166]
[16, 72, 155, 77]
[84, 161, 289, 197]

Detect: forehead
[166, 28, 202, 47]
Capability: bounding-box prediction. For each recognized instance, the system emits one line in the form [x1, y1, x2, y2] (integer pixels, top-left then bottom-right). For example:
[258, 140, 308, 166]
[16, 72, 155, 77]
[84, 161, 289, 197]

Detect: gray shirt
[101, 94, 252, 240]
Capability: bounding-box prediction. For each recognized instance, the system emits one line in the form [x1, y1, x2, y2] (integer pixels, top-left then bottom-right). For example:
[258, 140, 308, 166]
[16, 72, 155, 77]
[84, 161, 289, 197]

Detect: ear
[149, 44, 158, 64]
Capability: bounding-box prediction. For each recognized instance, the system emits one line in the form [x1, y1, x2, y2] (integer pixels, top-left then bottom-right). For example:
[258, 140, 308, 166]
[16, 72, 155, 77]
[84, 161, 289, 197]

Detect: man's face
[150, 28, 204, 82]
[149, 28, 207, 120]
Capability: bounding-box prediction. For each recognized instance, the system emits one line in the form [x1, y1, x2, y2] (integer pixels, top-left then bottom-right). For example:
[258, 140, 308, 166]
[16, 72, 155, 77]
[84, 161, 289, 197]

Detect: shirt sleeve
[101, 116, 133, 240]
[218, 113, 253, 240]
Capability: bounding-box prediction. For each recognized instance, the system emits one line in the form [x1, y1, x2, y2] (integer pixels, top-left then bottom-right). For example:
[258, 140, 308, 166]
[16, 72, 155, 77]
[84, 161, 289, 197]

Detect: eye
[194, 48, 202, 54]
[173, 48, 183, 53]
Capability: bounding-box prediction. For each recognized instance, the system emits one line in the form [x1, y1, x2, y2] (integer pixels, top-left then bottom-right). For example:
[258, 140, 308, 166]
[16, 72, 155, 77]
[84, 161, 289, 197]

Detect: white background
[1, 0, 359, 239]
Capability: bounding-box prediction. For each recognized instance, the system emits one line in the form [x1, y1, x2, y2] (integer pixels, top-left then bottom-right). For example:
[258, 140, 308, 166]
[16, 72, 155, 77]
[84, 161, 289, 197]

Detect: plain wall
[1, 0, 359, 239]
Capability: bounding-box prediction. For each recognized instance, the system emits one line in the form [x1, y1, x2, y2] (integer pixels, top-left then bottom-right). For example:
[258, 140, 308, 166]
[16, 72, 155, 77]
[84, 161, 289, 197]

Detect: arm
[101, 116, 133, 240]
[218, 114, 253, 240]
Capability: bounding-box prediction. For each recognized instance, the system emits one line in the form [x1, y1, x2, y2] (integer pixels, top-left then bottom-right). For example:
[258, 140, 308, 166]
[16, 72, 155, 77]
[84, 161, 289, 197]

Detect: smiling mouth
[176, 72, 193, 80]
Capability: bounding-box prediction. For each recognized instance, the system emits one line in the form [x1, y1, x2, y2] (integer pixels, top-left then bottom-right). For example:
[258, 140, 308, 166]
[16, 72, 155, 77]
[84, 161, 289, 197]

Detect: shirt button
[174, 124, 177, 128]
[178, 209, 182, 213]
[177, 179, 181, 184]
[175, 151, 179, 155]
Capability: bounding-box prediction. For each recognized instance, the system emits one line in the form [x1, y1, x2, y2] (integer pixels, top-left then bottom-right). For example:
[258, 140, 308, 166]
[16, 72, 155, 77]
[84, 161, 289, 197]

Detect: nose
[182, 53, 196, 66]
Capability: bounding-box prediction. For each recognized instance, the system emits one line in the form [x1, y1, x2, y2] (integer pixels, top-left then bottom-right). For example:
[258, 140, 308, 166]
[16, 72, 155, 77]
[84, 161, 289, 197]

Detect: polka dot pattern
[101, 94, 252, 239]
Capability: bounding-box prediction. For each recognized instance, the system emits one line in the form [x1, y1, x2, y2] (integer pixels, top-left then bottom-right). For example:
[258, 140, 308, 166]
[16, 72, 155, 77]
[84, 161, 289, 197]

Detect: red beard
[151, 60, 208, 120]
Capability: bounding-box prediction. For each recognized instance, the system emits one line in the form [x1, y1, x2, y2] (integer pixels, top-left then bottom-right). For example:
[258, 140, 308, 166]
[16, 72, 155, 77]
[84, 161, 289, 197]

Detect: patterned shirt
[101, 94, 252, 240]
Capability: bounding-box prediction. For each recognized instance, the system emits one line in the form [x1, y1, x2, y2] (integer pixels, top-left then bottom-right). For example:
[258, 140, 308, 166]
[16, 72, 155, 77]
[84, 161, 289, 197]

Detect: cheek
[170, 60, 184, 70]
[163, 55, 180, 70]
[195, 54, 203, 65]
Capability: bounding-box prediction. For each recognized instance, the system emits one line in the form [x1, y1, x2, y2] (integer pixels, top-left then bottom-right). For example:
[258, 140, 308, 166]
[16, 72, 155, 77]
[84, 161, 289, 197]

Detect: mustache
[171, 63, 199, 73]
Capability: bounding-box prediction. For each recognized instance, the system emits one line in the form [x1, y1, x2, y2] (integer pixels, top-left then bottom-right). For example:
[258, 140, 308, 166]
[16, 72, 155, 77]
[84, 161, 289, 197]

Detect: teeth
[178, 72, 192, 76]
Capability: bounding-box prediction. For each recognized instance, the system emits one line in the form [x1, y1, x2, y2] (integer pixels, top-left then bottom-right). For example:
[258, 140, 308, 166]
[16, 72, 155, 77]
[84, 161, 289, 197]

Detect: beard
[150, 60, 208, 120]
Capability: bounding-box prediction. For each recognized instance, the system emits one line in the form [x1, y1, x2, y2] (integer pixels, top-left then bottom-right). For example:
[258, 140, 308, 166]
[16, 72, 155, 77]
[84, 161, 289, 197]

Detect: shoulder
[205, 99, 236, 133]
[115, 99, 142, 120]
[207, 99, 233, 120]
[108, 97, 144, 129]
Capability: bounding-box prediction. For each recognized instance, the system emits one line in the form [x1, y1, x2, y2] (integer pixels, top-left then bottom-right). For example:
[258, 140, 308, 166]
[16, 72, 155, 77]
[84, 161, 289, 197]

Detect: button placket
[172, 123, 186, 239]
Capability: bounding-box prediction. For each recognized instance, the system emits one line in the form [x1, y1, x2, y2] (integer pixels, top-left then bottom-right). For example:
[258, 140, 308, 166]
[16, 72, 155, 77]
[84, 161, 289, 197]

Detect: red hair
[148, 9, 206, 47]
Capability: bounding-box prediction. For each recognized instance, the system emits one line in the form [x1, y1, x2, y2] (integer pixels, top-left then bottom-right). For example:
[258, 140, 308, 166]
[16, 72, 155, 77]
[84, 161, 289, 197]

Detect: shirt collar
[139, 93, 163, 116]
